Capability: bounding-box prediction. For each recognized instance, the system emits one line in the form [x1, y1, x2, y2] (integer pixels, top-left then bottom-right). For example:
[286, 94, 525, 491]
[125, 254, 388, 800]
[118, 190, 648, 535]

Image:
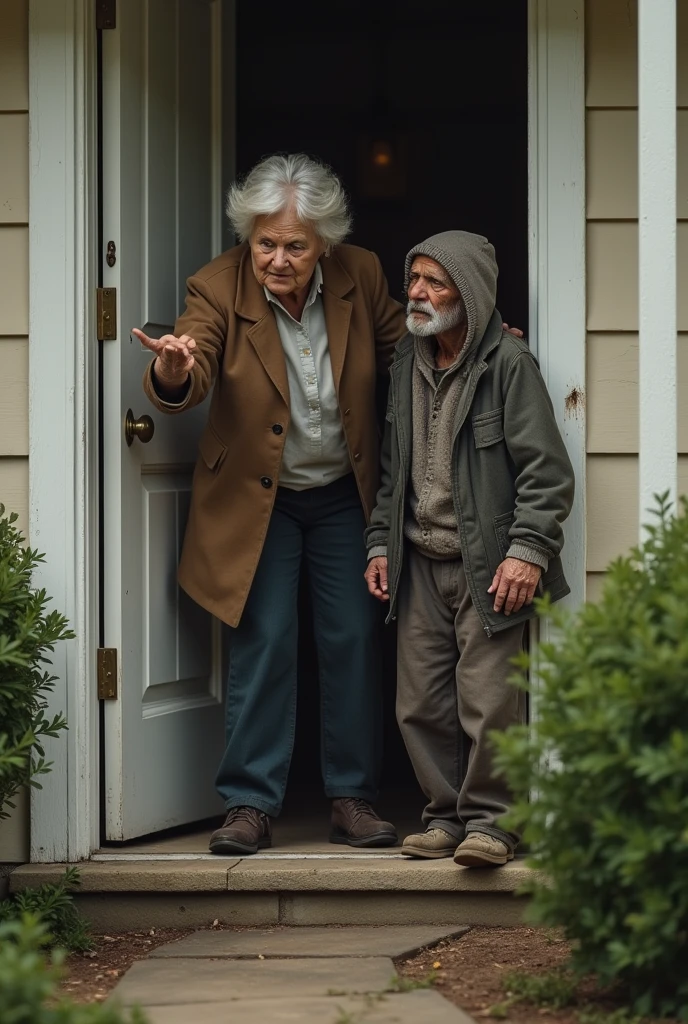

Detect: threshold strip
[91, 852, 404, 861]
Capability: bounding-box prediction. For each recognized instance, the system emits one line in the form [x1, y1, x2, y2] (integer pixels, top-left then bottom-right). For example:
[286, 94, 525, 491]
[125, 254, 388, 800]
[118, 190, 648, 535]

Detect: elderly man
[365, 231, 575, 867]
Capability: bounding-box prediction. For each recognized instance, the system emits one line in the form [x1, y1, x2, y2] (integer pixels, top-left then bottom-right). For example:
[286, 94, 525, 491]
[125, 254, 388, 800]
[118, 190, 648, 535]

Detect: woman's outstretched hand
[132, 328, 196, 389]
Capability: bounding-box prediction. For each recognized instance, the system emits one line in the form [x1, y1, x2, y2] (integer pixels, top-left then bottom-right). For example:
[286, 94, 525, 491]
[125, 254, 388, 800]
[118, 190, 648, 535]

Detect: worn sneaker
[402, 827, 457, 859]
[330, 798, 398, 848]
[209, 806, 272, 856]
[453, 832, 514, 867]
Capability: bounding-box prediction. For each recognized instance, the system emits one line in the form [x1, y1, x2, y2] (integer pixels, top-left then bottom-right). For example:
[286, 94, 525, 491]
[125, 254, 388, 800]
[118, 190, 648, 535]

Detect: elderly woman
[133, 154, 406, 855]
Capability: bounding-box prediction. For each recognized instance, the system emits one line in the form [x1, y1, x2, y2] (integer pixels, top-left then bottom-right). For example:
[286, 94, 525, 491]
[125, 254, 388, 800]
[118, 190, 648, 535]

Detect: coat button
[272, 424, 283, 435]
[261, 477, 273, 489]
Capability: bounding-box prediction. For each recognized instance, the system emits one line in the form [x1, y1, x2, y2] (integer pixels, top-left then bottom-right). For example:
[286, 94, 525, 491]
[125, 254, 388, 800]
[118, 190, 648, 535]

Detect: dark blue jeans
[215, 473, 382, 817]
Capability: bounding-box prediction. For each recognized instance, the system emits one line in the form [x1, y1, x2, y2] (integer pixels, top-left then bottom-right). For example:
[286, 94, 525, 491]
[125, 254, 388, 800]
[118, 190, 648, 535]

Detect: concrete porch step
[10, 857, 536, 931]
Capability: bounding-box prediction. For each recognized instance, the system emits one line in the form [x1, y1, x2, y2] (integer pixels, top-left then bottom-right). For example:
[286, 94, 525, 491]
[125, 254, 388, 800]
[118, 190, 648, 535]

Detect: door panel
[101, 0, 228, 840]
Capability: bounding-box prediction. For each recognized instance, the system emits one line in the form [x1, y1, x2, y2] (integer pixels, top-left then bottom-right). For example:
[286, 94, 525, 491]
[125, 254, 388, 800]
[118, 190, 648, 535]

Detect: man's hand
[365, 556, 390, 602]
[502, 323, 524, 338]
[132, 328, 196, 389]
[489, 557, 542, 616]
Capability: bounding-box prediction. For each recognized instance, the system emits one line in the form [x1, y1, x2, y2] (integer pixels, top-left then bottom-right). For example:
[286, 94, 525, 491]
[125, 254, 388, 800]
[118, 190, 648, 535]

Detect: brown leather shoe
[330, 798, 398, 848]
[209, 806, 272, 856]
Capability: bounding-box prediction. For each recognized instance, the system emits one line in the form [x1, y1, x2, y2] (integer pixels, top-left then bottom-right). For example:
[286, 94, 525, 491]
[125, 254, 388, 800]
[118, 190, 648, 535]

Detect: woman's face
[250, 207, 325, 299]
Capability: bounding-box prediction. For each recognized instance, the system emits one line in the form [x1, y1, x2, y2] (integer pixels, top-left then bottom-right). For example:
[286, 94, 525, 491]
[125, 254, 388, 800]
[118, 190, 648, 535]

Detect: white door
[101, 0, 229, 840]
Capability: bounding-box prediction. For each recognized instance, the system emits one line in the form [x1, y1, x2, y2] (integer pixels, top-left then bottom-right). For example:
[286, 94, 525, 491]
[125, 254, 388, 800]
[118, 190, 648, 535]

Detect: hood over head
[404, 230, 499, 353]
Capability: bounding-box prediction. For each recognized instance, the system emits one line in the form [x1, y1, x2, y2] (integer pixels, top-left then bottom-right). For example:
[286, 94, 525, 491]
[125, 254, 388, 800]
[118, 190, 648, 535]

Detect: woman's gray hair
[226, 154, 352, 250]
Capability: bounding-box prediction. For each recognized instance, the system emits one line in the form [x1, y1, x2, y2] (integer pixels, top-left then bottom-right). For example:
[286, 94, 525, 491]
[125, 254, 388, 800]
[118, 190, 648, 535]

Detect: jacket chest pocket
[472, 406, 504, 448]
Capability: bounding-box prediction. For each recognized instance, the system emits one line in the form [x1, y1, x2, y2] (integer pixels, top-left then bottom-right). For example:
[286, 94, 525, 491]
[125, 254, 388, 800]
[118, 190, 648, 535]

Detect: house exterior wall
[586, 0, 688, 601]
[0, 1, 685, 859]
[0, 0, 29, 863]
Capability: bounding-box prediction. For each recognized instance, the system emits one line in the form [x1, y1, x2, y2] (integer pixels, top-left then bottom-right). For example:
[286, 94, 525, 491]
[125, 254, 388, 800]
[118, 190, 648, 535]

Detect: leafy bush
[0, 504, 74, 818]
[493, 496, 688, 1019]
[0, 915, 148, 1023]
[1, 867, 92, 952]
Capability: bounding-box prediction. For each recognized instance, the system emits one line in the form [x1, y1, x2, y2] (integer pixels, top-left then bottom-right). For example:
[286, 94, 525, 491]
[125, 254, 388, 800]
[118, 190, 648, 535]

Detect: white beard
[406, 299, 465, 337]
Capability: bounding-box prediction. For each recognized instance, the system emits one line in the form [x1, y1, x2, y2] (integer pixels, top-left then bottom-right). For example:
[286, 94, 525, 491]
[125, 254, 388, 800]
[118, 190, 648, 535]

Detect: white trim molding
[638, 0, 677, 525]
[528, 0, 587, 614]
[28, 0, 99, 861]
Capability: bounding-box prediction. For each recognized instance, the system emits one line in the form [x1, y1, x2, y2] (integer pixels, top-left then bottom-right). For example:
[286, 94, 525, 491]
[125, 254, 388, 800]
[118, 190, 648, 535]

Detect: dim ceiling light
[372, 141, 393, 167]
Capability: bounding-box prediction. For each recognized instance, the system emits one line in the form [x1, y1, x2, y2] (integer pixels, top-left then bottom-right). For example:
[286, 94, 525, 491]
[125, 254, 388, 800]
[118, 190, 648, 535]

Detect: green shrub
[493, 496, 688, 1020]
[0, 867, 92, 952]
[0, 915, 148, 1023]
[0, 504, 74, 818]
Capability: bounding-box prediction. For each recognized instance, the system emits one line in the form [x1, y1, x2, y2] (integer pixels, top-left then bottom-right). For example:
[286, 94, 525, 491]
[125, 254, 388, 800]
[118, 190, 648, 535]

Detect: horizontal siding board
[0, 226, 28, 334]
[0, 338, 28, 455]
[587, 333, 688, 453]
[0, 0, 28, 111]
[0, 456, 28, 538]
[586, 572, 606, 604]
[0, 113, 28, 222]
[587, 110, 688, 220]
[586, 109, 637, 219]
[586, 0, 688, 108]
[587, 222, 688, 332]
[587, 455, 688, 569]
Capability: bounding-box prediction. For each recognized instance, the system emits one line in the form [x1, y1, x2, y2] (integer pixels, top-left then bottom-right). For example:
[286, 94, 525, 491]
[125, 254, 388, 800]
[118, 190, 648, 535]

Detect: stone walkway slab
[113, 956, 395, 1006]
[151, 925, 468, 959]
[139, 990, 476, 1023]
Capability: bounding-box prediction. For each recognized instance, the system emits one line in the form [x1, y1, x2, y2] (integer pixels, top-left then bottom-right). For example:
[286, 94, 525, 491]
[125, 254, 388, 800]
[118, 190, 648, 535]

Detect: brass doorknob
[125, 409, 155, 446]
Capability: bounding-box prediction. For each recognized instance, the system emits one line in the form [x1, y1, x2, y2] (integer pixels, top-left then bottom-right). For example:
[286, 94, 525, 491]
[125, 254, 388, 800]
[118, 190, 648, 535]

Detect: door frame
[27, 0, 586, 862]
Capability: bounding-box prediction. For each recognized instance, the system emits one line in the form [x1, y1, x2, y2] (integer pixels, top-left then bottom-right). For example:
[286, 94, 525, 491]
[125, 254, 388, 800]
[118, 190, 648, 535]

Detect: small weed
[486, 1000, 512, 1019]
[0, 867, 92, 951]
[504, 968, 576, 1009]
[334, 1012, 358, 1024]
[577, 1008, 640, 1024]
[332, 993, 388, 1023]
[327, 989, 348, 997]
[388, 970, 437, 992]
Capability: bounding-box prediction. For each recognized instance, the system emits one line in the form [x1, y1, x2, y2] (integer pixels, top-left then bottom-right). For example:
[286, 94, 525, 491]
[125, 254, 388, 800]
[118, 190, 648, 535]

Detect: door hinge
[97, 648, 118, 700]
[96, 0, 116, 30]
[96, 287, 117, 341]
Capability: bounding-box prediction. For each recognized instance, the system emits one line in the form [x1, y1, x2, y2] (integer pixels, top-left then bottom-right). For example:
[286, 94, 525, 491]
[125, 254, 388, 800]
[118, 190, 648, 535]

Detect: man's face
[406, 255, 465, 337]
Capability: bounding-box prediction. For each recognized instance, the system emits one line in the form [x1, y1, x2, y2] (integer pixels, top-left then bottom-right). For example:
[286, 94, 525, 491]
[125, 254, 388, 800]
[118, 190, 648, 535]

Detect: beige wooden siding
[0, 0, 29, 863]
[587, 335, 688, 454]
[585, 0, 688, 602]
[588, 456, 688, 570]
[586, 0, 688, 107]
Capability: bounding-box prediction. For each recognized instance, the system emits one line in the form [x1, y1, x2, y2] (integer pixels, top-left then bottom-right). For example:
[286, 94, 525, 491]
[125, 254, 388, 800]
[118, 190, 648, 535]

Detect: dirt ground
[58, 928, 193, 1003]
[397, 927, 678, 1023]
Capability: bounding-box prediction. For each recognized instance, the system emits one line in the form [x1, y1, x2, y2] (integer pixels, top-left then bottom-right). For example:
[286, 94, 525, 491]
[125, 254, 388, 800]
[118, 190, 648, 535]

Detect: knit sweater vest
[404, 338, 474, 559]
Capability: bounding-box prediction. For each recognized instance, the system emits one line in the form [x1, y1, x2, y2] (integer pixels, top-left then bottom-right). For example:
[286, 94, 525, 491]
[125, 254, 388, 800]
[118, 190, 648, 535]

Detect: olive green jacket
[365, 312, 575, 636]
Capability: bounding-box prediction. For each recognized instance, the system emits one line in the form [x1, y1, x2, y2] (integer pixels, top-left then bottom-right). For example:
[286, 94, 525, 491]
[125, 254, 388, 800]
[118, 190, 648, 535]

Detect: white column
[638, 0, 677, 531]
[529, 0, 586, 611]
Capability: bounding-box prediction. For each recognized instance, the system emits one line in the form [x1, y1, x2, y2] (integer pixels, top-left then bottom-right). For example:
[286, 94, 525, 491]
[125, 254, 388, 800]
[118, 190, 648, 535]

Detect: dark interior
[235, 0, 529, 812]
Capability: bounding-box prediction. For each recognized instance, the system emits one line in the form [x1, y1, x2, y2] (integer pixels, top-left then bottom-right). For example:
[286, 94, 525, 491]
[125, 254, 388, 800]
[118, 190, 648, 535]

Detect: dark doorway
[235, 0, 529, 813]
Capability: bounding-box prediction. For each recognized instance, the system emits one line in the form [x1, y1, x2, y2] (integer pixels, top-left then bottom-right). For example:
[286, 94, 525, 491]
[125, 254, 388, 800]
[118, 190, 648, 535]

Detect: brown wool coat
[143, 242, 406, 627]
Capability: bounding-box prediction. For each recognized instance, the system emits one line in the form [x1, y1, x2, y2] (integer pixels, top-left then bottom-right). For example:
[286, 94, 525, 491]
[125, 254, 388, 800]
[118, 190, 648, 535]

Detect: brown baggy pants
[396, 546, 525, 849]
